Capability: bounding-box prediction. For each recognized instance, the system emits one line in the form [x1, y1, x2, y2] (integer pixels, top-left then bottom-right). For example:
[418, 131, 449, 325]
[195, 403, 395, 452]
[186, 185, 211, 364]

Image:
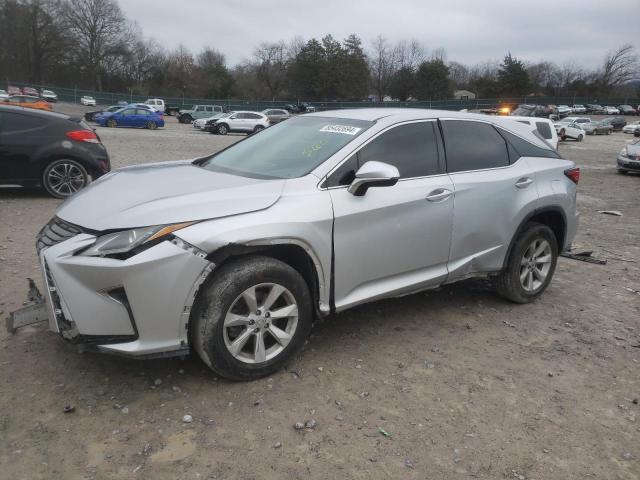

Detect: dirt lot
[1, 104, 638, 480]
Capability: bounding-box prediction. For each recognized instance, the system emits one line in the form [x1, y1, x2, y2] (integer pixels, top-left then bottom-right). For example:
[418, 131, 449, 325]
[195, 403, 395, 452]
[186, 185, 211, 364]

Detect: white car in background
[508, 116, 558, 150]
[557, 105, 572, 117]
[622, 121, 640, 134]
[41, 89, 58, 102]
[0, 89, 8, 100]
[571, 105, 586, 114]
[80, 96, 96, 106]
[554, 118, 586, 141]
[144, 98, 165, 113]
[604, 106, 620, 115]
[212, 111, 270, 135]
[193, 112, 227, 130]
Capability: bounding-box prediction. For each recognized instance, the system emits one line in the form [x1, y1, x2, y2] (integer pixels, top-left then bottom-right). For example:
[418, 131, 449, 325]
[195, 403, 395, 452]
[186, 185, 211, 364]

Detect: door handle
[426, 188, 453, 202]
[515, 177, 533, 189]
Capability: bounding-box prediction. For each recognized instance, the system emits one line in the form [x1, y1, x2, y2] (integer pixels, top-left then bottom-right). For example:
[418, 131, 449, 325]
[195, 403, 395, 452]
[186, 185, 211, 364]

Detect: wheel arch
[501, 206, 567, 270]
[204, 240, 326, 319]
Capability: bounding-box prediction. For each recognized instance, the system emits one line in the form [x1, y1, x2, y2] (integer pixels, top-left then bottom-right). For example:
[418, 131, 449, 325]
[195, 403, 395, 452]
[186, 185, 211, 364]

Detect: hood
[56, 160, 286, 231]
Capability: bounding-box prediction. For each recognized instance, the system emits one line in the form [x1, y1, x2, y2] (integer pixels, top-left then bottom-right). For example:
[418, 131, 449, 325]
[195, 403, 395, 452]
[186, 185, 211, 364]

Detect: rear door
[441, 119, 539, 279]
[118, 108, 136, 126]
[329, 120, 454, 310]
[0, 111, 51, 181]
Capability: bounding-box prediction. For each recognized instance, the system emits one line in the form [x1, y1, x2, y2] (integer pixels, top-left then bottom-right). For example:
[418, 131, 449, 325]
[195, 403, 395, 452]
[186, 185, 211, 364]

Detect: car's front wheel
[577, 134, 583, 142]
[217, 123, 229, 135]
[42, 159, 90, 199]
[106, 119, 117, 128]
[494, 222, 558, 304]
[191, 256, 313, 380]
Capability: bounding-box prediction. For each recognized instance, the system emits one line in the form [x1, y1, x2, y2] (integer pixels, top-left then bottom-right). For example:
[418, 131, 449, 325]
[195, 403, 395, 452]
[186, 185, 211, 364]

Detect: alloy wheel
[46, 162, 86, 197]
[519, 239, 552, 292]
[223, 283, 299, 364]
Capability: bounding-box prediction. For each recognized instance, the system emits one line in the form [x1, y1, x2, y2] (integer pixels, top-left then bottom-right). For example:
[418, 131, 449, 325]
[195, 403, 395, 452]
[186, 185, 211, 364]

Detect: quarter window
[535, 121, 553, 140]
[441, 120, 510, 172]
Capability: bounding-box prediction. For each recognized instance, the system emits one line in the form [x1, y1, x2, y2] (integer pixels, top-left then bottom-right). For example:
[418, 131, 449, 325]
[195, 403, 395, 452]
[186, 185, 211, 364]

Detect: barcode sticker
[320, 124, 362, 135]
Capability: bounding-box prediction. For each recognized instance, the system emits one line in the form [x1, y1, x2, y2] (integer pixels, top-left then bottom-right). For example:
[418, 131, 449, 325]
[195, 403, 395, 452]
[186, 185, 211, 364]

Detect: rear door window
[441, 120, 510, 172]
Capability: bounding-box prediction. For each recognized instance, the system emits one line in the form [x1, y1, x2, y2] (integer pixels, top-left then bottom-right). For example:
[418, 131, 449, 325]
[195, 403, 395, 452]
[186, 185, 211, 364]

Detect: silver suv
[33, 109, 579, 380]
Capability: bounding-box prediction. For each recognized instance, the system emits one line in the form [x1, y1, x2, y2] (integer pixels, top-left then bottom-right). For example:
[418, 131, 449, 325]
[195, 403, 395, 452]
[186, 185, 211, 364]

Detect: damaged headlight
[79, 222, 195, 257]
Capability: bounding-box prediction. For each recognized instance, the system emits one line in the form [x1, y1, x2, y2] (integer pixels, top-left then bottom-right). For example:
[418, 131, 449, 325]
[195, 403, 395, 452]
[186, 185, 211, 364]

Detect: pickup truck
[177, 104, 225, 123]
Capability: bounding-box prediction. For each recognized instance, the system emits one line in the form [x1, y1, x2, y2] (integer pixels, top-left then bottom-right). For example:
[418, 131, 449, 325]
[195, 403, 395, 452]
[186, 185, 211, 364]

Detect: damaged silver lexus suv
[29, 109, 579, 380]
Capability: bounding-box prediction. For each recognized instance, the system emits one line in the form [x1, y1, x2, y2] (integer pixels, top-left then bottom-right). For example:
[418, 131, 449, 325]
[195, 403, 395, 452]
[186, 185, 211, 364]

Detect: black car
[283, 102, 316, 113]
[618, 105, 637, 116]
[84, 105, 122, 121]
[511, 104, 557, 118]
[600, 116, 627, 131]
[586, 104, 605, 114]
[0, 105, 110, 198]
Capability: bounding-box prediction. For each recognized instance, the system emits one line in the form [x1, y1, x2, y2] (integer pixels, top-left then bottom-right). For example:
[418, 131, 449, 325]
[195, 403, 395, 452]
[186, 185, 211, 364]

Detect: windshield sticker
[320, 124, 362, 135]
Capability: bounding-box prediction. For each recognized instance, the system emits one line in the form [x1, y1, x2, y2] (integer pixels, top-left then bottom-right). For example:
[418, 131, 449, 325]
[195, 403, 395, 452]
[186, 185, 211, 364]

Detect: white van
[508, 116, 558, 150]
[144, 98, 165, 114]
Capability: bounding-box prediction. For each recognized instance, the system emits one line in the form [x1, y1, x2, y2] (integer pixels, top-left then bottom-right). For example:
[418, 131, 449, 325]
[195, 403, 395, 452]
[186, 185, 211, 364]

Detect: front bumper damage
[6, 221, 213, 358]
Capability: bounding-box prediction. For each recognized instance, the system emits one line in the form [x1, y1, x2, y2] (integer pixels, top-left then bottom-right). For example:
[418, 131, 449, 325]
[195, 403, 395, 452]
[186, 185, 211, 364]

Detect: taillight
[564, 167, 580, 184]
[66, 130, 100, 144]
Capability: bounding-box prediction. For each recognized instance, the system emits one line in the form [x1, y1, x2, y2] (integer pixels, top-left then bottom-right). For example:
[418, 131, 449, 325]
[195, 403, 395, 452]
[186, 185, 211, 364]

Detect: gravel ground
[0, 103, 638, 480]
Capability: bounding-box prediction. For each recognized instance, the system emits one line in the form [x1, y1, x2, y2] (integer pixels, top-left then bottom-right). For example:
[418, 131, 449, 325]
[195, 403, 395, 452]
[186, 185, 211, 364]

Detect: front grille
[43, 259, 76, 336]
[36, 217, 82, 253]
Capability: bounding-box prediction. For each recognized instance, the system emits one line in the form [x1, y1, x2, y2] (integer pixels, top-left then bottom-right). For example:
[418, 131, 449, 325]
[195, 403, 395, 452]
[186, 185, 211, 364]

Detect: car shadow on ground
[0, 186, 53, 198]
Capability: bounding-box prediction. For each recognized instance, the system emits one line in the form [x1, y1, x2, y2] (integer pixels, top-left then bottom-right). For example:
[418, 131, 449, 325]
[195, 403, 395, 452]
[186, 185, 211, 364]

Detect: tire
[217, 123, 229, 135]
[42, 159, 90, 199]
[252, 125, 265, 134]
[146, 121, 157, 130]
[191, 256, 313, 380]
[494, 222, 558, 304]
[559, 129, 566, 141]
[106, 118, 117, 128]
[577, 134, 583, 142]
[180, 115, 192, 124]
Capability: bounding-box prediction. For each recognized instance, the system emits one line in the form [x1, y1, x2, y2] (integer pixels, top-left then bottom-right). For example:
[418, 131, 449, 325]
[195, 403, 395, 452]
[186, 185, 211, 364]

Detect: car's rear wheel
[146, 121, 157, 130]
[42, 159, 89, 199]
[106, 118, 117, 128]
[191, 256, 313, 381]
[217, 123, 229, 135]
[253, 125, 265, 134]
[494, 223, 558, 304]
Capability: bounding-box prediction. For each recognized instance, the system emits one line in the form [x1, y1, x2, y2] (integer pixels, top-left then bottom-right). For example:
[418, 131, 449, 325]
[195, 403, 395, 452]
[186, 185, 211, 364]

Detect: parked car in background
[193, 112, 226, 130]
[84, 105, 123, 122]
[511, 104, 556, 118]
[586, 104, 605, 114]
[508, 116, 558, 149]
[7, 86, 21, 96]
[144, 98, 165, 113]
[21, 86, 39, 96]
[561, 117, 591, 126]
[80, 96, 96, 106]
[177, 104, 224, 123]
[208, 111, 270, 135]
[580, 120, 613, 135]
[622, 121, 640, 134]
[600, 117, 626, 131]
[604, 106, 620, 115]
[261, 108, 291, 124]
[0, 105, 110, 198]
[3, 95, 52, 111]
[0, 89, 8, 100]
[117, 100, 129, 107]
[556, 105, 572, 118]
[617, 105, 636, 116]
[571, 105, 586, 114]
[617, 138, 640, 174]
[40, 89, 57, 102]
[554, 118, 585, 141]
[284, 102, 316, 113]
[27, 109, 579, 380]
[95, 106, 165, 129]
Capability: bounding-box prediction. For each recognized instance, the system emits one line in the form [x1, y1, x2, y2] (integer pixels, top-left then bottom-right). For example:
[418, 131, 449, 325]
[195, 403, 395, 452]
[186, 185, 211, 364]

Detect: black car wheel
[106, 118, 117, 128]
[42, 159, 90, 199]
[577, 134, 583, 142]
[252, 125, 265, 134]
[146, 121, 157, 130]
[217, 123, 229, 135]
[180, 115, 192, 124]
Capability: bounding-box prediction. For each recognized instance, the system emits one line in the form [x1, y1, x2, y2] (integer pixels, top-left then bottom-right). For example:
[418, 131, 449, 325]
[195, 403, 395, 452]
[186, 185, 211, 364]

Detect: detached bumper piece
[5, 278, 48, 334]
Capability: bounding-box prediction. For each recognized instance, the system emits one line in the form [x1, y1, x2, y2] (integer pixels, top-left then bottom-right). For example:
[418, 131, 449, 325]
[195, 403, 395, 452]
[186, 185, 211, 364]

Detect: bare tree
[61, 0, 130, 90]
[599, 44, 639, 91]
[394, 39, 424, 70]
[368, 35, 397, 101]
[253, 41, 288, 100]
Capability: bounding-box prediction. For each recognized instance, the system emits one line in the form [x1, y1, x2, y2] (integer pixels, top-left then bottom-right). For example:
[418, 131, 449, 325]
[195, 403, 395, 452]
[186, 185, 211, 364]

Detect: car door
[0, 111, 50, 181]
[328, 120, 454, 311]
[135, 108, 152, 126]
[228, 113, 245, 131]
[440, 119, 539, 279]
[118, 108, 136, 126]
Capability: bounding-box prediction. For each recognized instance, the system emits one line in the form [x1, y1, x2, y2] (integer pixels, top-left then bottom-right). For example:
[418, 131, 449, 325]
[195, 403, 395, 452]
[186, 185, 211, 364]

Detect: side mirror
[348, 161, 400, 196]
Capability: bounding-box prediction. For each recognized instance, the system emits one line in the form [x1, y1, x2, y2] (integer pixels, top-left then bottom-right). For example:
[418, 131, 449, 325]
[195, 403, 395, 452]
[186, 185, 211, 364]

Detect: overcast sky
[120, 0, 639, 69]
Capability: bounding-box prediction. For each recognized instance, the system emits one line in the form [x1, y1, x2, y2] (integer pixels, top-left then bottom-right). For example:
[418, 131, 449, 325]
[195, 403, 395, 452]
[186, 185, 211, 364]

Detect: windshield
[511, 105, 536, 116]
[200, 116, 373, 179]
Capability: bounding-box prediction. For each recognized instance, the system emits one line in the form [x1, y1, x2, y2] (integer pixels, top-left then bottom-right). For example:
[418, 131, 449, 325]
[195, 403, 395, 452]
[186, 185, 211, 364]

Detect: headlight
[79, 222, 195, 257]
[620, 147, 628, 156]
